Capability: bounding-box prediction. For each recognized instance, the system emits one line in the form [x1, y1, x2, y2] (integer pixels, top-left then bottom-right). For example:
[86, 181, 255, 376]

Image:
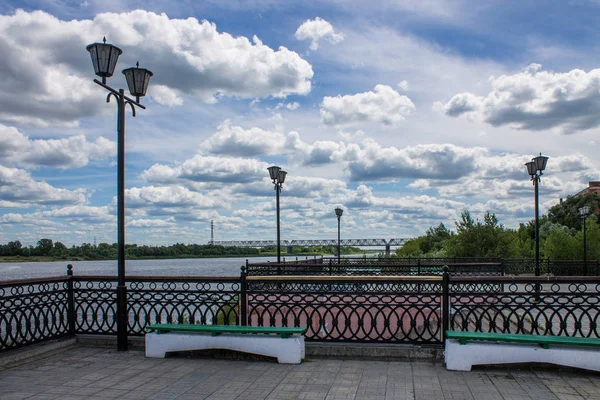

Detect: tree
[548, 192, 600, 230]
[36, 238, 53, 256]
[542, 226, 579, 260]
[444, 210, 516, 258]
[395, 236, 428, 257]
[7, 240, 22, 256]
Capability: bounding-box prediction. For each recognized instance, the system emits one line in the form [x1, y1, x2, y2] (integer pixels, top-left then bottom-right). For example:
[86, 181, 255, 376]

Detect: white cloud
[200, 120, 286, 156]
[125, 186, 221, 209]
[438, 64, 600, 134]
[337, 141, 485, 182]
[42, 205, 112, 222]
[0, 165, 87, 207]
[0, 10, 314, 126]
[141, 155, 268, 184]
[320, 85, 415, 126]
[129, 218, 176, 228]
[0, 124, 115, 168]
[150, 85, 184, 106]
[295, 17, 344, 50]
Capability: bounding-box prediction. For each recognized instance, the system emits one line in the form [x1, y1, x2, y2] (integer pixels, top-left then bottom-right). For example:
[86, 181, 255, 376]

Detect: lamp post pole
[534, 172, 540, 278]
[268, 166, 287, 263]
[525, 154, 549, 300]
[335, 208, 343, 264]
[579, 206, 590, 276]
[87, 38, 153, 351]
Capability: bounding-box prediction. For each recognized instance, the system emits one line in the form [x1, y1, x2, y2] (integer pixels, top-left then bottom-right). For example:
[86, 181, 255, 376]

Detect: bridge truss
[210, 238, 410, 247]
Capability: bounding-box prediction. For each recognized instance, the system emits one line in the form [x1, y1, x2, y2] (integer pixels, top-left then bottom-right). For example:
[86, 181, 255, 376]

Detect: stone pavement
[1, 346, 600, 400]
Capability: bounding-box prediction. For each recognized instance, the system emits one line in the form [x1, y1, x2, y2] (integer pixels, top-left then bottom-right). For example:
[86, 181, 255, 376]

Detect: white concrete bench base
[445, 339, 600, 372]
[146, 332, 305, 364]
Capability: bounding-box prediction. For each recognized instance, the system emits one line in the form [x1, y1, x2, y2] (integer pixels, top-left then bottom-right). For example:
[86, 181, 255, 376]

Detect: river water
[0, 256, 298, 281]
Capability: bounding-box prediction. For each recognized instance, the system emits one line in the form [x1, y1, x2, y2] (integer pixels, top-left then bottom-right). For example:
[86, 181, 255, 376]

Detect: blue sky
[1, 0, 599, 247]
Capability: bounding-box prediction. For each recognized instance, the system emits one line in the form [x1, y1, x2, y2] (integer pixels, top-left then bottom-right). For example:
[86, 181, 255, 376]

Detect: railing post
[67, 264, 75, 336]
[417, 259, 421, 276]
[442, 265, 450, 343]
[240, 265, 247, 326]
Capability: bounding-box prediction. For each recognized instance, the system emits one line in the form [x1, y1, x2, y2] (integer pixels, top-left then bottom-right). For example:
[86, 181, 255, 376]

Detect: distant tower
[94, 236, 97, 247]
[210, 220, 214, 244]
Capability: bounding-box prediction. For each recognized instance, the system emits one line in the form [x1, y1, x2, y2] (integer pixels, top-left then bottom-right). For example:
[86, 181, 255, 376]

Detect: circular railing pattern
[449, 280, 600, 337]
[0, 280, 69, 352]
[247, 280, 443, 344]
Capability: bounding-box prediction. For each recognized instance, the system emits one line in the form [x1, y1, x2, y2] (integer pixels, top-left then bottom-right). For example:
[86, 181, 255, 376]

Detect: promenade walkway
[1, 346, 599, 400]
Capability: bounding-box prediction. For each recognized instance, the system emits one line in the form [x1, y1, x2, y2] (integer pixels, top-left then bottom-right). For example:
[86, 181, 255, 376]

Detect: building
[575, 181, 600, 197]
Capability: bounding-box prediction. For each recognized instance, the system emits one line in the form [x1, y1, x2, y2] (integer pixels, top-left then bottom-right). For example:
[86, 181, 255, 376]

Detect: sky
[0, 0, 599, 247]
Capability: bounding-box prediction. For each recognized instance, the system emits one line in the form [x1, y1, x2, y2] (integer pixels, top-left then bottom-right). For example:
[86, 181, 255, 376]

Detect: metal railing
[317, 257, 600, 276]
[245, 261, 504, 277]
[0, 277, 71, 352]
[1, 264, 599, 353]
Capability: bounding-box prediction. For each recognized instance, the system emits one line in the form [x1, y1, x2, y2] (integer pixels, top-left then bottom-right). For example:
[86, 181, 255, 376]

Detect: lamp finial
[103, 36, 106, 44]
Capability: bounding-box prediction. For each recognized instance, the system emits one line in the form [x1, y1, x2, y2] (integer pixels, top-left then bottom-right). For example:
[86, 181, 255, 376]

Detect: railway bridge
[210, 238, 411, 257]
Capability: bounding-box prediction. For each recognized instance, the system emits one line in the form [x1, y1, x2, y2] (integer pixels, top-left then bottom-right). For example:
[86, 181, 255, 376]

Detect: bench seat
[145, 324, 306, 364]
[445, 331, 600, 372]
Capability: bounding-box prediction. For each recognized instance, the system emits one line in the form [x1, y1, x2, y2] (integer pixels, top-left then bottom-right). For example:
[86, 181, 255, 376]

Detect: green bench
[445, 330, 600, 372]
[145, 324, 307, 364]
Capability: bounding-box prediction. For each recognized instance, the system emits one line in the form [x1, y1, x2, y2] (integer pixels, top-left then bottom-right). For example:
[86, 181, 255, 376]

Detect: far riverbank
[0, 257, 272, 280]
[0, 252, 329, 264]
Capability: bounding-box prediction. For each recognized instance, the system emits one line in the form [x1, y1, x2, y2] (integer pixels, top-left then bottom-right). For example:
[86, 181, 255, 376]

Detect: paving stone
[4, 346, 600, 400]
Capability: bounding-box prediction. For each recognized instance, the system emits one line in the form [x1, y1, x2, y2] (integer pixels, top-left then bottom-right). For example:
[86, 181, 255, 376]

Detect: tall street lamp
[525, 153, 549, 280]
[268, 166, 287, 263]
[87, 37, 153, 351]
[335, 208, 343, 264]
[579, 206, 590, 276]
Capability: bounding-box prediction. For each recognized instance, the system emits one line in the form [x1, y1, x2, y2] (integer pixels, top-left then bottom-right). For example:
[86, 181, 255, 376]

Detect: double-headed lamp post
[525, 153, 549, 279]
[335, 208, 343, 264]
[579, 206, 590, 276]
[87, 37, 153, 351]
[268, 166, 287, 263]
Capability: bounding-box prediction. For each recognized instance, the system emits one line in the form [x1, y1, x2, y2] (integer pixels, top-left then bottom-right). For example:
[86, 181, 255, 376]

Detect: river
[0, 256, 303, 281]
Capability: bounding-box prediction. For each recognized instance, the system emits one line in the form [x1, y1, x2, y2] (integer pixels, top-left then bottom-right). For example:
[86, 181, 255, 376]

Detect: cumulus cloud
[407, 152, 598, 200]
[337, 141, 484, 182]
[125, 186, 221, 209]
[150, 85, 184, 106]
[295, 17, 344, 50]
[41, 205, 112, 222]
[200, 120, 286, 156]
[0, 10, 313, 126]
[321, 85, 415, 126]
[141, 155, 268, 184]
[0, 165, 87, 207]
[0, 124, 115, 168]
[438, 64, 600, 133]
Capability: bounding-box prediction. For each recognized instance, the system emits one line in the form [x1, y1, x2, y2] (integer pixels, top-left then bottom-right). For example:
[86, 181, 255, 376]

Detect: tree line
[0, 240, 363, 260]
[396, 192, 600, 260]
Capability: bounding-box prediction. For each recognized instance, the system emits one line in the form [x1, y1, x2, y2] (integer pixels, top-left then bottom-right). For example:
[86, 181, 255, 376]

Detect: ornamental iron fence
[449, 276, 600, 338]
[72, 276, 240, 336]
[1, 264, 600, 353]
[0, 277, 71, 352]
[315, 257, 599, 276]
[244, 275, 444, 344]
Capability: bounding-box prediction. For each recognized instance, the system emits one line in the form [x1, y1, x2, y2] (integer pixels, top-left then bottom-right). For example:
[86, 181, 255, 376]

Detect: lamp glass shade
[335, 207, 344, 217]
[122, 66, 153, 98]
[268, 166, 281, 180]
[534, 155, 549, 172]
[579, 206, 591, 216]
[86, 42, 122, 78]
[278, 170, 287, 184]
[525, 161, 537, 177]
